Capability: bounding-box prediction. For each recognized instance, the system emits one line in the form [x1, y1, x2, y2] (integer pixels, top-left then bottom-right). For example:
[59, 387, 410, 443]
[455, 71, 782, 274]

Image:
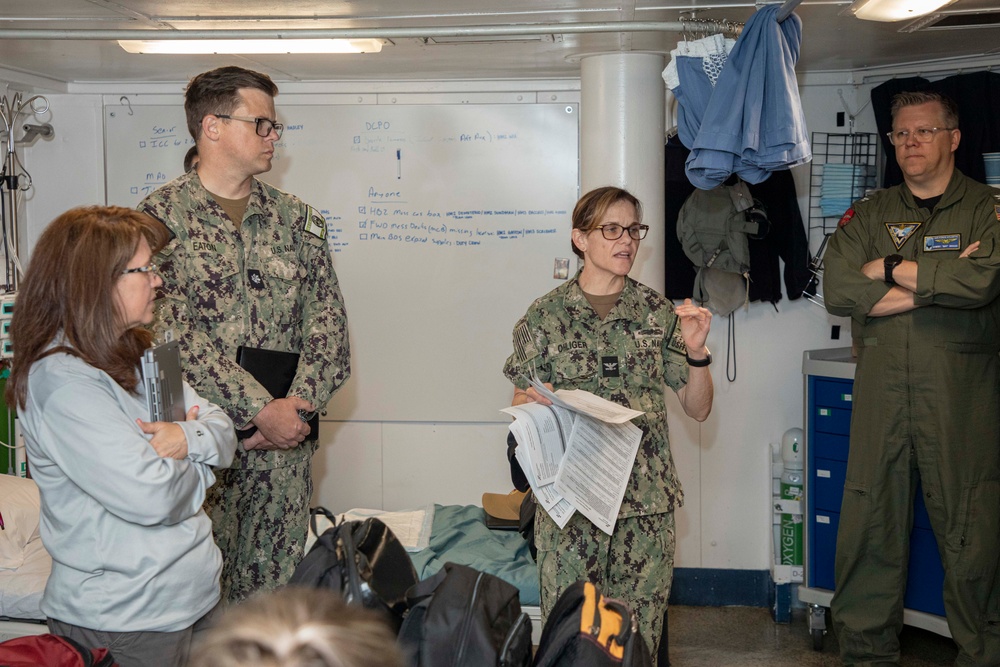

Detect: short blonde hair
[188, 587, 405, 667]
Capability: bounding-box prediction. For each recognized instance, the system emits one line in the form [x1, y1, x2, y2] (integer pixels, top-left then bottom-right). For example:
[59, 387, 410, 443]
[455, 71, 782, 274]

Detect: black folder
[235, 346, 319, 442]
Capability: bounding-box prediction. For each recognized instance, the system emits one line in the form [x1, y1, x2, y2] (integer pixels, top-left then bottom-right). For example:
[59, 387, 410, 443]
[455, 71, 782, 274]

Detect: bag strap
[309, 506, 338, 540]
[339, 522, 365, 605]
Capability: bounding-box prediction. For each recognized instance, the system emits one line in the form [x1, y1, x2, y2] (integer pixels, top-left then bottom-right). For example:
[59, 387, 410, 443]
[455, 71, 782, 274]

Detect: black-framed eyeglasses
[121, 263, 158, 276]
[594, 223, 649, 241]
[215, 114, 284, 139]
[886, 127, 955, 146]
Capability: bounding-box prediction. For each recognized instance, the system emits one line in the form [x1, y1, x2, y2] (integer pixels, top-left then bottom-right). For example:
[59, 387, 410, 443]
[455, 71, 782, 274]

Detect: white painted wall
[3, 72, 896, 573]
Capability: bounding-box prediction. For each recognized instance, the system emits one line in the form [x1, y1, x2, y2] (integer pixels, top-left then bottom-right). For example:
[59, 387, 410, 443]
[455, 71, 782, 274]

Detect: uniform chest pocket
[551, 350, 597, 388]
[189, 253, 241, 321]
[265, 254, 306, 283]
[261, 254, 305, 324]
[627, 337, 665, 382]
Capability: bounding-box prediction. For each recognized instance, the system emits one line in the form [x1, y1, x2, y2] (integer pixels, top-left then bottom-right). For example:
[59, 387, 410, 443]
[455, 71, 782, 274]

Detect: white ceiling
[0, 0, 998, 89]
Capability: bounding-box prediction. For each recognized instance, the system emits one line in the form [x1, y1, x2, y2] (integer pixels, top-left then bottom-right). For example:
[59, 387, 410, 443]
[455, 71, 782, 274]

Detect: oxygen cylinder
[780, 428, 804, 567]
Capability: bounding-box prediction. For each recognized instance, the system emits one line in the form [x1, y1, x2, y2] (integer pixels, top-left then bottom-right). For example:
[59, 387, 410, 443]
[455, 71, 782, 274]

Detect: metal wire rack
[807, 132, 879, 242]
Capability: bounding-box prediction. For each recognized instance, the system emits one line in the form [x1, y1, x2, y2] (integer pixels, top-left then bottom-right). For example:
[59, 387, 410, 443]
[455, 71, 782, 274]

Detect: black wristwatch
[686, 349, 712, 367]
[884, 254, 903, 284]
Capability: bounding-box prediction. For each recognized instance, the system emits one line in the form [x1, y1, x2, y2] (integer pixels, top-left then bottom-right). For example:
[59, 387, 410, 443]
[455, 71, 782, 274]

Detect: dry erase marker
[396, 149, 401, 179]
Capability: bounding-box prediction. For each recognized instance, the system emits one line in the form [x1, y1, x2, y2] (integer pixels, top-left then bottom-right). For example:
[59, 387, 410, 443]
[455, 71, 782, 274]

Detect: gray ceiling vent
[900, 8, 1000, 32]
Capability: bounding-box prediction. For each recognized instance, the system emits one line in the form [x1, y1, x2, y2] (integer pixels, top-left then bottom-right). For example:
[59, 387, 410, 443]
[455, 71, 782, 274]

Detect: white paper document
[528, 377, 644, 424]
[502, 385, 644, 535]
[554, 415, 642, 534]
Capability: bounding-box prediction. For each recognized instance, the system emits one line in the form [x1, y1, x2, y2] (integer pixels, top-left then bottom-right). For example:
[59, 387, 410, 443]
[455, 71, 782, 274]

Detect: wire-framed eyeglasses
[121, 263, 158, 276]
[594, 223, 649, 241]
[886, 127, 954, 146]
[215, 114, 284, 139]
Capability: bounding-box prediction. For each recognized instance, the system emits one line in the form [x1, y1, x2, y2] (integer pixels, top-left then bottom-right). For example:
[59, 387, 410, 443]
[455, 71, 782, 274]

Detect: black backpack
[288, 508, 418, 633]
[531, 581, 653, 667]
[397, 561, 532, 667]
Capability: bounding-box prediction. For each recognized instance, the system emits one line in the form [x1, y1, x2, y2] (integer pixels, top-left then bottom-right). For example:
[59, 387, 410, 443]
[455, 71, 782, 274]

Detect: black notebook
[235, 346, 319, 442]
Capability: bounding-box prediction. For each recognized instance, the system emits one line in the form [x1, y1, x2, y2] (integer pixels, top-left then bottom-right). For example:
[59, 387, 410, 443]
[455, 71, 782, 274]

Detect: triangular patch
[885, 222, 921, 250]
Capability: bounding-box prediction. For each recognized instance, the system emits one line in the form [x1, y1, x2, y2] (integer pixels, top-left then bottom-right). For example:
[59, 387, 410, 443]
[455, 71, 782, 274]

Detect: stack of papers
[819, 163, 868, 217]
[501, 379, 644, 536]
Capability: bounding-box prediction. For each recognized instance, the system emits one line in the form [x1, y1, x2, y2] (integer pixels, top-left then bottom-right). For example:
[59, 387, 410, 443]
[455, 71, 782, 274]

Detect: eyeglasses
[886, 127, 955, 146]
[121, 263, 158, 276]
[215, 114, 284, 139]
[594, 224, 649, 241]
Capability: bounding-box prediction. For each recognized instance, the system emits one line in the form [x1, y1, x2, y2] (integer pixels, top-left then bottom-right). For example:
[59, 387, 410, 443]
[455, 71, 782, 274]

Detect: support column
[580, 52, 666, 292]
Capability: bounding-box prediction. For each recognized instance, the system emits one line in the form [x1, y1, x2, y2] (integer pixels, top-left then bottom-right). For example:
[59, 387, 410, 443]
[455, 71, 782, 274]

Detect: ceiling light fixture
[848, 0, 956, 22]
[118, 38, 384, 54]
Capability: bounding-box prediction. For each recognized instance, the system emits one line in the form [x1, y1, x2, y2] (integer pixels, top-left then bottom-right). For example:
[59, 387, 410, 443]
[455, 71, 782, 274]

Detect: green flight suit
[823, 169, 1000, 666]
[141, 171, 351, 603]
[502, 271, 688, 657]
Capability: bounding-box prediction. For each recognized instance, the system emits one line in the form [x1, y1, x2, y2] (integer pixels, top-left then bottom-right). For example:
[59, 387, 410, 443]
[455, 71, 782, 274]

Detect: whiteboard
[105, 102, 579, 422]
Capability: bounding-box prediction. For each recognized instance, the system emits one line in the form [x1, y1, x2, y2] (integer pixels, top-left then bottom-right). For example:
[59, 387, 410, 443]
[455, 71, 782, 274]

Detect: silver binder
[140, 340, 186, 422]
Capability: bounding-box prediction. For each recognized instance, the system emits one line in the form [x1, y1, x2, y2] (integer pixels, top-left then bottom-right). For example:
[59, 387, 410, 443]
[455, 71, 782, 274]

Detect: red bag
[0, 634, 117, 667]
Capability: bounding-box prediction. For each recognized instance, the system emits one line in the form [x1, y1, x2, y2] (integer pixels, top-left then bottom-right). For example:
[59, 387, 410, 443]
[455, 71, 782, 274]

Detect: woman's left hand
[674, 298, 712, 355]
[136, 405, 198, 460]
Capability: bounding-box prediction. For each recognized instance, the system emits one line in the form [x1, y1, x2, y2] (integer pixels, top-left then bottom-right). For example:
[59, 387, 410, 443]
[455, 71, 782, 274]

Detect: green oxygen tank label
[780, 473, 803, 567]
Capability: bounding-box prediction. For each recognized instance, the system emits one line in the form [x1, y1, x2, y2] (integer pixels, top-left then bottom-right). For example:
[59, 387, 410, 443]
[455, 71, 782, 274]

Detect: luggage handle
[601, 595, 637, 647]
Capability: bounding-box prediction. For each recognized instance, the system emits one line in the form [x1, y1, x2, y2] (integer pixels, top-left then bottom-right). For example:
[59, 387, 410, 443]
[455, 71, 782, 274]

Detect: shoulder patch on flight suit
[995, 204, 1000, 222]
[666, 318, 687, 356]
[886, 222, 921, 250]
[304, 206, 327, 240]
[838, 208, 855, 227]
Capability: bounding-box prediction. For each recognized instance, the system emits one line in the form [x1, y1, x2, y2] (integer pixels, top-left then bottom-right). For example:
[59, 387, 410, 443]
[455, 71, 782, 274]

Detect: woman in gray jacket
[5, 206, 237, 667]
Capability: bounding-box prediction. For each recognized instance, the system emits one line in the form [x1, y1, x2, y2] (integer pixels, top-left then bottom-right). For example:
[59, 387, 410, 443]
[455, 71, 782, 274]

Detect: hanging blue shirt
[685, 5, 811, 190]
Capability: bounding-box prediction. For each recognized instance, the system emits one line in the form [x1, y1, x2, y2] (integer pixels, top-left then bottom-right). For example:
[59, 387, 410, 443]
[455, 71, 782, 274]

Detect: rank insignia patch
[602, 356, 620, 377]
[885, 222, 922, 250]
[247, 268, 266, 291]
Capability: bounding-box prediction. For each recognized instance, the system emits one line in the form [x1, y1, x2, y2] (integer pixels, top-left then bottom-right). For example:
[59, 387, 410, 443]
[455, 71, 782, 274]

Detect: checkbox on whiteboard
[360, 233, 368, 240]
[360, 221, 367, 228]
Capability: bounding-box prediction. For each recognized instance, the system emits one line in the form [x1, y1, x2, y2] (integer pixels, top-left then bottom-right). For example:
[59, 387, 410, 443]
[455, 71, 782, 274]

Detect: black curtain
[871, 71, 1000, 188]
[664, 135, 812, 305]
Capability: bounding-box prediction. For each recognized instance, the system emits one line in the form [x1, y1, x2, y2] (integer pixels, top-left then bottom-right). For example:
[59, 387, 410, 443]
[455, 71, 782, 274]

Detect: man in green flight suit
[824, 90, 1000, 665]
[142, 66, 351, 604]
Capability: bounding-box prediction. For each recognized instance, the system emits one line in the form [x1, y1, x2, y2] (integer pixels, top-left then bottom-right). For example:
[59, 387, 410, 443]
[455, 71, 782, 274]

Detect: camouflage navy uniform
[824, 170, 1000, 665]
[141, 170, 350, 604]
[502, 271, 688, 657]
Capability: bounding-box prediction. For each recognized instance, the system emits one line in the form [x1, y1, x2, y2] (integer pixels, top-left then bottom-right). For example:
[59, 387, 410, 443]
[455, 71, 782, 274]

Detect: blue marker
[396, 149, 401, 179]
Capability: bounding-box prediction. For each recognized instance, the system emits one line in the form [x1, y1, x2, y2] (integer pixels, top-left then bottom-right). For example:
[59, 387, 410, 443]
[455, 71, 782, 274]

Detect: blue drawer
[812, 457, 848, 513]
[810, 511, 840, 591]
[904, 527, 945, 616]
[811, 431, 850, 462]
[812, 378, 854, 409]
[813, 405, 852, 436]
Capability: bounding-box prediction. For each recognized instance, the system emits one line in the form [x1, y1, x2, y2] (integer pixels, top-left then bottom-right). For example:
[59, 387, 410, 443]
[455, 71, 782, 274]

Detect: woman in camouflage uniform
[503, 186, 714, 658]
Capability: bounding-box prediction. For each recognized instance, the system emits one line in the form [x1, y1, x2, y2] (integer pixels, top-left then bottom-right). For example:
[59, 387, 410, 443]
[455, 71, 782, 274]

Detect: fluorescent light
[849, 0, 955, 22]
[118, 38, 384, 54]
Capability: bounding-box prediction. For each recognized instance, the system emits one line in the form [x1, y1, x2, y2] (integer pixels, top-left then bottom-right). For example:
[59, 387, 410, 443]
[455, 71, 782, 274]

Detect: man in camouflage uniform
[503, 186, 713, 659]
[824, 91, 1000, 665]
[141, 66, 350, 604]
